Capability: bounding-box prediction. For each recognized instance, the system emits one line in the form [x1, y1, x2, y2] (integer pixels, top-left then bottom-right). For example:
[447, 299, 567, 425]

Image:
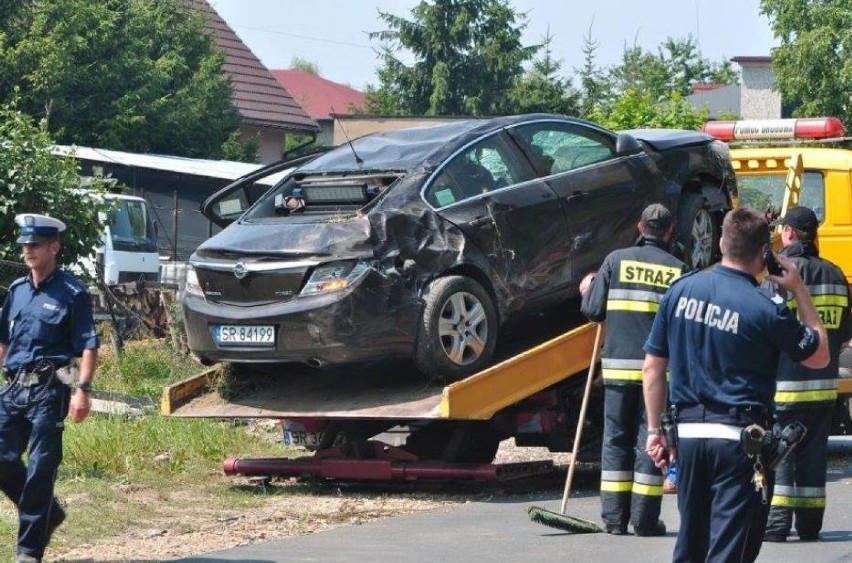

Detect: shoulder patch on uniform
[754, 285, 785, 306]
[58, 271, 86, 296]
[668, 269, 698, 287]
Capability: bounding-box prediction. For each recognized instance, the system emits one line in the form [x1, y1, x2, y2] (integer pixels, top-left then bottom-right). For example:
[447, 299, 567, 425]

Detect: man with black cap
[0, 214, 99, 563]
[580, 203, 686, 536]
[764, 205, 852, 543]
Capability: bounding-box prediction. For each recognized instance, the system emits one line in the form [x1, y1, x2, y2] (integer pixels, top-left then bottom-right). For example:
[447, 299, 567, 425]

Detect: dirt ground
[52, 441, 573, 562]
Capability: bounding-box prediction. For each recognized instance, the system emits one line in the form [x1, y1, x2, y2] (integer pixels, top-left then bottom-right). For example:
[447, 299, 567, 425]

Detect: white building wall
[739, 65, 782, 119]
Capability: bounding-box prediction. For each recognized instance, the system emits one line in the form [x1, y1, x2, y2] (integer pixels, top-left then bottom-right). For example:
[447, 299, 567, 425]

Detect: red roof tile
[692, 83, 727, 94]
[270, 69, 366, 119]
[189, 0, 317, 133]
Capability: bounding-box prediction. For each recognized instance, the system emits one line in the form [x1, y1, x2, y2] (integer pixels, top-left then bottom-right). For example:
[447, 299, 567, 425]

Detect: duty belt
[12, 360, 62, 387]
[678, 423, 742, 441]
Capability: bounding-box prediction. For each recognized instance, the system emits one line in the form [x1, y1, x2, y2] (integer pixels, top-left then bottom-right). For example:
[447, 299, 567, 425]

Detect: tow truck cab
[703, 117, 852, 283]
[704, 117, 852, 431]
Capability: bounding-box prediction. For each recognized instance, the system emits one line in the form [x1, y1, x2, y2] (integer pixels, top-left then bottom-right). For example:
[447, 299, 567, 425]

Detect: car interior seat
[455, 160, 496, 200]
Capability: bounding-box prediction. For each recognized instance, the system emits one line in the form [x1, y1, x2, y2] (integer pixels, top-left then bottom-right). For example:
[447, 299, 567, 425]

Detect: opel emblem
[233, 262, 248, 280]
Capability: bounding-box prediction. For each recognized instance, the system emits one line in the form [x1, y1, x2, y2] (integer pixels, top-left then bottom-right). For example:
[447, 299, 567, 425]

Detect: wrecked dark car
[183, 114, 736, 380]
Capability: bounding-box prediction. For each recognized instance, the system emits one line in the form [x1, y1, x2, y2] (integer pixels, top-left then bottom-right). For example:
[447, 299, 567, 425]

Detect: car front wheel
[415, 275, 497, 382]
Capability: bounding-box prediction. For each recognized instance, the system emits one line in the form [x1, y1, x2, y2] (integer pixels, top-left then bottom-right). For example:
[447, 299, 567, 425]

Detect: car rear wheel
[415, 275, 497, 382]
[677, 192, 718, 270]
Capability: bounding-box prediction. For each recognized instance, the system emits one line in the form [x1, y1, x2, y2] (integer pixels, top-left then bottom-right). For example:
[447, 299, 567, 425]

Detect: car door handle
[468, 216, 494, 228]
[565, 190, 590, 202]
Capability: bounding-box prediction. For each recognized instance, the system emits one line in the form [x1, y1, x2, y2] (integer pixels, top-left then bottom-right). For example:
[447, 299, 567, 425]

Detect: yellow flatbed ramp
[163, 322, 601, 421]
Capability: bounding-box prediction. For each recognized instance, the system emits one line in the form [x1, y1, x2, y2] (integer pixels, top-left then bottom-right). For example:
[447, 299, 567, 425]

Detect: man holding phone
[642, 207, 828, 562]
[764, 206, 852, 543]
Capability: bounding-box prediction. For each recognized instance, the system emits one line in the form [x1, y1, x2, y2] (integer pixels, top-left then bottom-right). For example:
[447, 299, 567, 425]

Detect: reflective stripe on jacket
[771, 241, 852, 409]
[581, 237, 686, 386]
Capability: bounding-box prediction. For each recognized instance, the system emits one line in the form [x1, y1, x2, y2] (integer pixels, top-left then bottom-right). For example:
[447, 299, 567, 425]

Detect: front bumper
[182, 269, 421, 365]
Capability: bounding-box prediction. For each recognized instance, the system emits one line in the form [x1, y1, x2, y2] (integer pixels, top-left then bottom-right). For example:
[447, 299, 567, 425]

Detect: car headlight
[301, 261, 369, 295]
[185, 265, 204, 298]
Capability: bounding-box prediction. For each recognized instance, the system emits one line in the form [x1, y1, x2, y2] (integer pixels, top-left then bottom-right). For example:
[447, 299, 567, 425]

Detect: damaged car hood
[196, 216, 374, 259]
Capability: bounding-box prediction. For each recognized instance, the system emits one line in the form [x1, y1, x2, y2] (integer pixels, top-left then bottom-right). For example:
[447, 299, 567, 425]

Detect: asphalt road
[180, 448, 852, 563]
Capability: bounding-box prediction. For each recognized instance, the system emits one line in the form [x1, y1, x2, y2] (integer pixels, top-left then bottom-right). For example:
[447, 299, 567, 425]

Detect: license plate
[214, 325, 275, 346]
[283, 421, 344, 450]
[284, 429, 326, 448]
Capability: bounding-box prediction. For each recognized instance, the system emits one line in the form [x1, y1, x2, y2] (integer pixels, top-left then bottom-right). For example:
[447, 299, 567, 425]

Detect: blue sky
[209, 0, 776, 90]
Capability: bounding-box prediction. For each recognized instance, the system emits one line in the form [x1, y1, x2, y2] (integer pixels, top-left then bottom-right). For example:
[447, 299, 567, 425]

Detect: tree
[366, 0, 538, 116]
[589, 89, 709, 131]
[761, 0, 852, 128]
[291, 57, 320, 75]
[608, 36, 739, 101]
[505, 31, 579, 115]
[0, 99, 109, 267]
[0, 0, 241, 159]
[575, 21, 612, 117]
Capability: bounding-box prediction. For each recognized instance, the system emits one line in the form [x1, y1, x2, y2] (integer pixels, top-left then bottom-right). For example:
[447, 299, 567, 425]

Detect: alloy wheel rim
[438, 291, 488, 365]
[691, 209, 713, 268]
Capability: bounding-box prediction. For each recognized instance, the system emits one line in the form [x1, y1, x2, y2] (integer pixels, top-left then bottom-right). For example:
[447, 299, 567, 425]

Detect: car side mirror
[615, 133, 643, 157]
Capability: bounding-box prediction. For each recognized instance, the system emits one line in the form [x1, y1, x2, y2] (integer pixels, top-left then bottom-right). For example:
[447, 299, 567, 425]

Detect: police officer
[581, 203, 685, 536]
[0, 214, 99, 563]
[643, 207, 829, 562]
[763, 206, 852, 542]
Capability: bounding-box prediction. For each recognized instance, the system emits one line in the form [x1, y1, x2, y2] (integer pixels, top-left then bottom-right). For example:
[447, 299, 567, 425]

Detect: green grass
[95, 339, 201, 399]
[0, 341, 305, 555]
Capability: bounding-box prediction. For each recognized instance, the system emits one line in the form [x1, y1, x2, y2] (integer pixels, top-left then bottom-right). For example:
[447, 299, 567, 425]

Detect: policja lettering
[674, 296, 740, 334]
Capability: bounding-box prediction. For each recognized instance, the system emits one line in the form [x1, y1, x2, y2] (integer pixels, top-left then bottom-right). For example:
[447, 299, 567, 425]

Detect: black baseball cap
[640, 203, 673, 231]
[774, 206, 819, 236]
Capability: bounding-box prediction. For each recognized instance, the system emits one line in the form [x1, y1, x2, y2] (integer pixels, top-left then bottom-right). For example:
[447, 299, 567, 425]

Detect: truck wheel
[404, 421, 500, 463]
[677, 192, 718, 270]
[414, 276, 497, 382]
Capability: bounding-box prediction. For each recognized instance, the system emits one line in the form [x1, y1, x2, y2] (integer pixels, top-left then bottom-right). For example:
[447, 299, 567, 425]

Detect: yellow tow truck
[704, 117, 852, 422]
[163, 318, 606, 480]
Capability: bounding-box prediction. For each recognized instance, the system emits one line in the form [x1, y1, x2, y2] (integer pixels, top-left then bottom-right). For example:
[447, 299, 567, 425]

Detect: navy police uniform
[764, 239, 852, 541]
[582, 235, 685, 534]
[645, 264, 819, 562]
[0, 214, 99, 561]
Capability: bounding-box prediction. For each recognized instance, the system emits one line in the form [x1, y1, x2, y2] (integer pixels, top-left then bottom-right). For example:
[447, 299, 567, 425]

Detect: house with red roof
[271, 69, 366, 145]
[687, 56, 783, 120]
[190, 0, 318, 163]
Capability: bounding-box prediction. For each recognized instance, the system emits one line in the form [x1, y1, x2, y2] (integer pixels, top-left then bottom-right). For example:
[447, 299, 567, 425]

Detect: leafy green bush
[0, 99, 109, 265]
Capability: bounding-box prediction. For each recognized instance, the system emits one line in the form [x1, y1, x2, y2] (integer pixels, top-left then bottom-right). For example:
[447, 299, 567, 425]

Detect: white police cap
[14, 214, 67, 244]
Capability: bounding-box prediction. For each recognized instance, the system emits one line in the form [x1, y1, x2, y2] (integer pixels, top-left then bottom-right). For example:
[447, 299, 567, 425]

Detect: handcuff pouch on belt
[9, 360, 75, 387]
[740, 421, 807, 471]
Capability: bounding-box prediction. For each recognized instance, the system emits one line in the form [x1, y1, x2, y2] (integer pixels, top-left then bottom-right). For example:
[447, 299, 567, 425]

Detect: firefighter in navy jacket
[581, 204, 685, 536]
[643, 207, 829, 562]
[763, 206, 852, 542]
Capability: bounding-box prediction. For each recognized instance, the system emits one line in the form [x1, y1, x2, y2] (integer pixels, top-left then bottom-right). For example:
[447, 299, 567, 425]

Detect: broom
[528, 323, 605, 534]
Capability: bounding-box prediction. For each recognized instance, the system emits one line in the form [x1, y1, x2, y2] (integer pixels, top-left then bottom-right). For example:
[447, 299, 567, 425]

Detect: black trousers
[766, 404, 834, 540]
[600, 385, 663, 531]
[0, 371, 69, 559]
[674, 404, 771, 563]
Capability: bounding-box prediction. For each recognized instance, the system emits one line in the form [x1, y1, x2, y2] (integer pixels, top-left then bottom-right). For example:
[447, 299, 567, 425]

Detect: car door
[508, 120, 657, 278]
[423, 131, 571, 310]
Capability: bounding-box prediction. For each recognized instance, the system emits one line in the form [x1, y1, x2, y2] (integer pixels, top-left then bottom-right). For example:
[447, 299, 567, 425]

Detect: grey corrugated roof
[190, 0, 318, 133]
[53, 145, 290, 186]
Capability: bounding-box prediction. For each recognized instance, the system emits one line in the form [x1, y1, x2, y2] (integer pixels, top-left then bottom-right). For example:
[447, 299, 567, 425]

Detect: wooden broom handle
[560, 323, 603, 514]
